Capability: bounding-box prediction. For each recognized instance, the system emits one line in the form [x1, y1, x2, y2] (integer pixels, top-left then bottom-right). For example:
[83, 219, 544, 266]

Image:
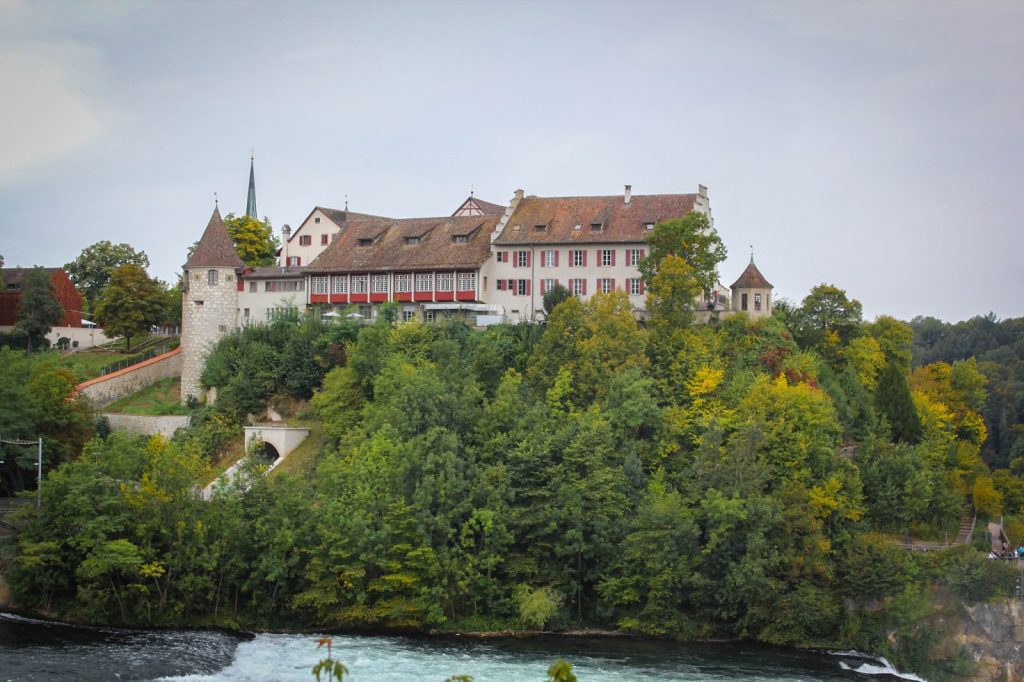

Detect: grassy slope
[104, 377, 189, 415]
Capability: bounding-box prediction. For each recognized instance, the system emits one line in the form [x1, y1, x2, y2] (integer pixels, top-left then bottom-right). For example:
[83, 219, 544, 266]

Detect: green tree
[790, 283, 864, 351]
[542, 283, 571, 316]
[14, 267, 63, 352]
[638, 211, 727, 296]
[876, 361, 922, 444]
[64, 241, 149, 311]
[95, 264, 165, 351]
[223, 213, 279, 267]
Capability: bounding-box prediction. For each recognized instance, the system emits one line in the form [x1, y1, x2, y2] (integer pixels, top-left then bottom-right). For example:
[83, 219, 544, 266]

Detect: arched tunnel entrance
[255, 441, 280, 465]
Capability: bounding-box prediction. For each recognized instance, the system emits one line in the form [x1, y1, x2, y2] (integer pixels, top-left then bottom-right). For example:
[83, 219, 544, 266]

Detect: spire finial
[345, 194, 349, 212]
[245, 154, 257, 219]
[749, 244, 754, 264]
[214, 191, 218, 207]
[470, 183, 474, 198]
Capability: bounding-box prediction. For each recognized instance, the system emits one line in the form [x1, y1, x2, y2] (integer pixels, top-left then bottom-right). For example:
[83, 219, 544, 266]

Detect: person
[1017, 545, 1024, 559]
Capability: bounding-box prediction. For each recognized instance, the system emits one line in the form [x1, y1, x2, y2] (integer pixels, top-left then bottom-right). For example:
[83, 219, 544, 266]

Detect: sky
[1, 0, 1021, 323]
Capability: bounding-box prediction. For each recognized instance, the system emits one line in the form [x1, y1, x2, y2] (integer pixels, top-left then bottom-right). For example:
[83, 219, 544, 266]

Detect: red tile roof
[185, 208, 245, 268]
[494, 193, 698, 245]
[452, 196, 506, 216]
[307, 215, 501, 273]
[731, 260, 773, 289]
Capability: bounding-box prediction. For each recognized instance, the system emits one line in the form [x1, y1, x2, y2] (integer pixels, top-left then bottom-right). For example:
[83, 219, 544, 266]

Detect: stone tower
[730, 256, 774, 319]
[181, 207, 244, 403]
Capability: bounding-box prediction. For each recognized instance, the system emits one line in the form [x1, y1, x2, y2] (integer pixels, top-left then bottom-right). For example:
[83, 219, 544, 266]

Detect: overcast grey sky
[1, 0, 1021, 322]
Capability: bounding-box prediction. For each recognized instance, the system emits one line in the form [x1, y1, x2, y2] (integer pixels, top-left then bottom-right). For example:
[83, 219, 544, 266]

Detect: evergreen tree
[876, 361, 922, 444]
[14, 267, 63, 352]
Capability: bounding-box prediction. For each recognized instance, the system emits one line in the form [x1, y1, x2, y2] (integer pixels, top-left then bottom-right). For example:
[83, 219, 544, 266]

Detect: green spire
[245, 154, 257, 219]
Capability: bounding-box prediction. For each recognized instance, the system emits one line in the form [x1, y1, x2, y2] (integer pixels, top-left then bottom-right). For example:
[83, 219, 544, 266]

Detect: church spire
[245, 153, 257, 219]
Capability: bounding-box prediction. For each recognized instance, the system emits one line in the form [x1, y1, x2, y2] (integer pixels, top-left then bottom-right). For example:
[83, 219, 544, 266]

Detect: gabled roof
[289, 206, 391, 242]
[2, 267, 62, 290]
[307, 215, 501, 273]
[730, 259, 773, 289]
[452, 196, 506, 216]
[493, 193, 698, 244]
[185, 207, 245, 269]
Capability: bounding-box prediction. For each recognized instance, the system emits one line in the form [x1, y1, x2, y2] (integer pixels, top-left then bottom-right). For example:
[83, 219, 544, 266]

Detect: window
[570, 278, 586, 296]
[243, 308, 250, 319]
[371, 274, 388, 294]
[570, 249, 586, 267]
[249, 281, 257, 293]
[402, 310, 416, 322]
[754, 293, 762, 312]
[590, 223, 603, 232]
[207, 270, 218, 285]
[515, 279, 530, 296]
[358, 238, 373, 247]
[219, 325, 228, 333]
[741, 293, 748, 311]
[194, 300, 203, 306]
[496, 279, 506, 291]
[321, 234, 329, 245]
[540, 278, 557, 294]
[453, 235, 468, 244]
[424, 310, 436, 323]
[627, 248, 644, 266]
[541, 250, 558, 267]
[314, 217, 321, 224]
[287, 256, 301, 266]
[598, 278, 614, 293]
[351, 275, 369, 293]
[266, 307, 298, 321]
[457, 272, 476, 291]
[264, 280, 304, 292]
[299, 235, 312, 246]
[358, 304, 372, 318]
[644, 222, 655, 230]
[312, 276, 328, 294]
[405, 237, 421, 245]
[331, 275, 348, 294]
[627, 278, 644, 295]
[395, 273, 412, 292]
[515, 251, 530, 267]
[496, 251, 508, 262]
[436, 272, 454, 291]
[534, 224, 547, 232]
[573, 224, 582, 231]
[415, 272, 433, 292]
[600, 249, 615, 266]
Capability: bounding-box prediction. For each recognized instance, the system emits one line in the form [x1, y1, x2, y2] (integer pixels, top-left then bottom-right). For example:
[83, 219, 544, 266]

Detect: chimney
[514, 189, 524, 200]
[698, 184, 708, 199]
[624, 184, 632, 204]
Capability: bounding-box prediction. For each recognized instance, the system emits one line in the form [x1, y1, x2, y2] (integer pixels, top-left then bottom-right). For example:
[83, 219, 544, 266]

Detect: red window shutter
[526, 280, 531, 295]
[640, 249, 645, 260]
[582, 250, 588, 267]
[639, 279, 645, 294]
[512, 252, 518, 268]
[540, 279, 547, 294]
[554, 250, 559, 267]
[611, 250, 616, 266]
[582, 279, 588, 295]
[526, 251, 531, 267]
[611, 279, 616, 291]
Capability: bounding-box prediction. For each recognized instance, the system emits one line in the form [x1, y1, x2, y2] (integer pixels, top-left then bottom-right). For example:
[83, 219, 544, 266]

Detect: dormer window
[207, 270, 218, 285]
[513, 224, 521, 231]
[358, 238, 373, 246]
[406, 237, 421, 245]
[573, 224, 582, 231]
[590, 223, 603, 232]
[534, 224, 547, 232]
[644, 222, 655, 230]
[453, 235, 468, 244]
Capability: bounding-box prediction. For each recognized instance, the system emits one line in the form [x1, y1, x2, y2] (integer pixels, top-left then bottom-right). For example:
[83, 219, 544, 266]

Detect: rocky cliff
[959, 599, 1024, 682]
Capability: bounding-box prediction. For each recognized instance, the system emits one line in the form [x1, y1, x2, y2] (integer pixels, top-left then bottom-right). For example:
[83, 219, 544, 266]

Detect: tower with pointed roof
[180, 207, 245, 403]
[730, 255, 774, 319]
[246, 155, 257, 219]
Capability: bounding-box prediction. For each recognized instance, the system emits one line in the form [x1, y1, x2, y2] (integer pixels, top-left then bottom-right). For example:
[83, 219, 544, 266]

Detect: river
[0, 612, 922, 681]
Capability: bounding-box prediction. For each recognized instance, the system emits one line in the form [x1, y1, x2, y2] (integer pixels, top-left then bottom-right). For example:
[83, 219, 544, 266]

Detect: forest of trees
[6, 219, 1024, 681]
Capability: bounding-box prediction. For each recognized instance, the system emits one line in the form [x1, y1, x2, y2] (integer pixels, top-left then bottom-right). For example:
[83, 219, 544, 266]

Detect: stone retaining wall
[77, 347, 182, 409]
[103, 414, 191, 439]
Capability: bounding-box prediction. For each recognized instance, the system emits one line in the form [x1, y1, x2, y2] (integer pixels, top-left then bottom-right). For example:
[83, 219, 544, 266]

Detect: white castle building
[179, 166, 773, 402]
